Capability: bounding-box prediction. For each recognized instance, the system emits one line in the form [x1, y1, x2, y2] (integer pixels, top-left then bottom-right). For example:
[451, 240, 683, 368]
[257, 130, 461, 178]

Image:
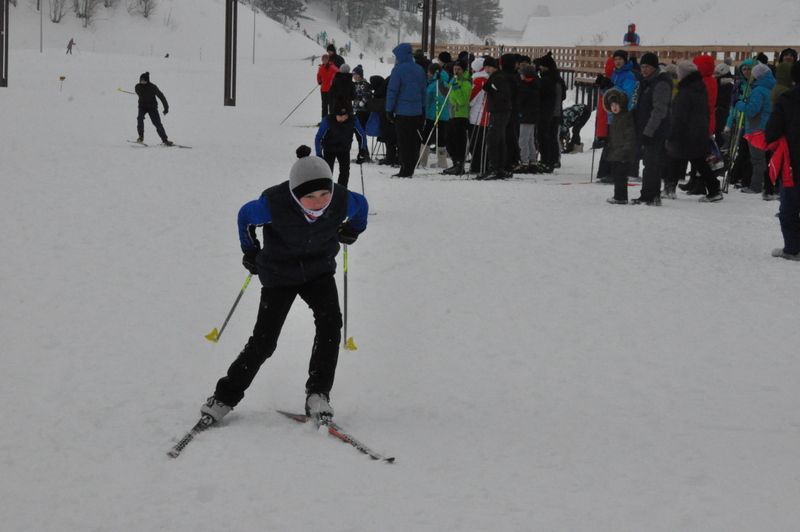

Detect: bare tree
[127, 0, 156, 18]
[49, 0, 67, 22]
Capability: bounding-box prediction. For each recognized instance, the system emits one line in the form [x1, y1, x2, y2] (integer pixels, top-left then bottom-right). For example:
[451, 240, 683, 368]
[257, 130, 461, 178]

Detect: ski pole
[205, 274, 253, 343]
[359, 162, 365, 195]
[590, 136, 597, 183]
[279, 84, 320, 125]
[117, 87, 136, 95]
[415, 82, 454, 169]
[342, 245, 357, 350]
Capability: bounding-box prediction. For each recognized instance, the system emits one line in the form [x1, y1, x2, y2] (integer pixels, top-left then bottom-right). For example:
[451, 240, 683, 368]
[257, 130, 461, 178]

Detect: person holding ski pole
[134, 72, 173, 146]
[315, 101, 369, 188]
[200, 146, 369, 425]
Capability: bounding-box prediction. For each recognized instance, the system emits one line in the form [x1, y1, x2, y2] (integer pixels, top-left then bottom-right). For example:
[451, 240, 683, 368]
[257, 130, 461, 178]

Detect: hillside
[519, 0, 800, 46]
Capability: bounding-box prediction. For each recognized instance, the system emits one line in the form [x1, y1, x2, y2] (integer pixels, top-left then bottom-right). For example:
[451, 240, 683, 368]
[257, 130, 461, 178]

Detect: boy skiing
[201, 146, 369, 425]
[315, 103, 369, 188]
[134, 72, 173, 146]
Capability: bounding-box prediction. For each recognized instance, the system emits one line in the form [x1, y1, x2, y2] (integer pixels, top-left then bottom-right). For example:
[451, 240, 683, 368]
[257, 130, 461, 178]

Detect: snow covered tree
[256, 0, 306, 25]
[49, 0, 68, 22]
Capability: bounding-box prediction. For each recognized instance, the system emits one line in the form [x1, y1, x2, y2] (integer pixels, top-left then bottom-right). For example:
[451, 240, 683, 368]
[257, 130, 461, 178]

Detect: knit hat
[471, 57, 485, 72]
[676, 60, 697, 80]
[483, 57, 499, 69]
[139, 72, 150, 82]
[793, 61, 800, 84]
[352, 64, 364, 76]
[612, 49, 628, 61]
[714, 63, 731, 77]
[290, 148, 333, 198]
[752, 62, 771, 80]
[340, 64, 351, 74]
[639, 52, 659, 68]
[520, 65, 536, 79]
[538, 52, 557, 71]
[438, 51, 452, 64]
[327, 44, 336, 53]
[756, 53, 769, 65]
[724, 57, 734, 66]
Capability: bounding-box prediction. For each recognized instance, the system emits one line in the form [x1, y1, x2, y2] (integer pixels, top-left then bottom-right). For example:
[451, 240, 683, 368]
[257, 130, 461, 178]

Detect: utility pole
[396, 0, 401, 48]
[428, 0, 436, 60]
[224, 0, 237, 106]
[1, 0, 8, 87]
[420, 0, 429, 58]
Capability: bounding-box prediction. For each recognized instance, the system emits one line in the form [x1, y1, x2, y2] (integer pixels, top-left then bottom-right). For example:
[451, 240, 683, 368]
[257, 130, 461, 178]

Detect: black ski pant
[446, 118, 468, 163]
[487, 110, 511, 172]
[137, 107, 168, 142]
[539, 116, 560, 166]
[323, 150, 351, 188]
[610, 161, 629, 201]
[394, 114, 422, 177]
[214, 274, 343, 407]
[667, 156, 719, 195]
[779, 185, 800, 255]
[321, 91, 332, 119]
[639, 141, 667, 201]
[505, 114, 520, 170]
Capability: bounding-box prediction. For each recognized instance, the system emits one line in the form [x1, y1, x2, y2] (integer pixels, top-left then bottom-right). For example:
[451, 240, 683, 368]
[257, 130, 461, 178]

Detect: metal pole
[420, 0, 429, 58]
[224, 0, 238, 106]
[396, 0, 401, 47]
[1, 0, 8, 87]
[252, 0, 255, 65]
[428, 0, 436, 60]
[39, 0, 43, 54]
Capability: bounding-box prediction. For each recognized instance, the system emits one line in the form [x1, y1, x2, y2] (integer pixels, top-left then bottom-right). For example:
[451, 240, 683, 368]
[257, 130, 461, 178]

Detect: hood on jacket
[393, 43, 413, 64]
[603, 88, 629, 113]
[500, 53, 517, 72]
[369, 75, 385, 93]
[752, 69, 777, 91]
[471, 57, 485, 72]
[628, 23, 636, 32]
[693, 55, 715, 78]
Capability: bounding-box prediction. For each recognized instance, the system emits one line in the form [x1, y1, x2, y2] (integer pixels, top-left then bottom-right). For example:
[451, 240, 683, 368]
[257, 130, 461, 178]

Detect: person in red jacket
[317, 54, 339, 119]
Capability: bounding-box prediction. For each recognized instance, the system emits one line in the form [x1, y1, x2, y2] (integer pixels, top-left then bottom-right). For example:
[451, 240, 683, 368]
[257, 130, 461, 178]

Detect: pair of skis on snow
[128, 140, 192, 149]
[167, 410, 394, 463]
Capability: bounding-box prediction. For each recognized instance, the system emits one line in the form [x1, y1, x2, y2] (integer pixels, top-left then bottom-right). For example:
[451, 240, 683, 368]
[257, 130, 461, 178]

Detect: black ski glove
[641, 134, 654, 146]
[242, 250, 259, 274]
[163, 107, 169, 115]
[337, 223, 360, 245]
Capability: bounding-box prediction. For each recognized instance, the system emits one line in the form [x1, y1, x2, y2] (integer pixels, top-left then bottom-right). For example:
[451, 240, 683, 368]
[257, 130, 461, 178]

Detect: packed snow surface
[2, 2, 800, 531]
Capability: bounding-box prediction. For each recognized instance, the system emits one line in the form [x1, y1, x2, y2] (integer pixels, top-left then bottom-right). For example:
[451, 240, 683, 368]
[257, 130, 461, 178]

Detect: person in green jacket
[442, 62, 472, 175]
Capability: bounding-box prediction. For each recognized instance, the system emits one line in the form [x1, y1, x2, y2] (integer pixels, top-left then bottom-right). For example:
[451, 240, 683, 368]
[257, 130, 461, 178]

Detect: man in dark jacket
[501, 53, 521, 173]
[537, 53, 566, 170]
[329, 64, 355, 112]
[477, 57, 513, 180]
[632, 53, 672, 204]
[666, 61, 722, 202]
[327, 44, 345, 68]
[134, 72, 172, 146]
[765, 62, 800, 260]
[386, 43, 427, 178]
[200, 148, 369, 425]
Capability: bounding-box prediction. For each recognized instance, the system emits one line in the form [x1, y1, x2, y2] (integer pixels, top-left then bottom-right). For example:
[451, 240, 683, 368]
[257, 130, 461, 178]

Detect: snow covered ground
[519, 0, 800, 46]
[2, 4, 800, 532]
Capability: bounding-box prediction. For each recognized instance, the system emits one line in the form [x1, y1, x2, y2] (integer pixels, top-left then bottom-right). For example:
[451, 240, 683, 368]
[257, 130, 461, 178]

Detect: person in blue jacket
[386, 43, 427, 178]
[736, 62, 777, 196]
[200, 146, 369, 424]
[315, 102, 369, 188]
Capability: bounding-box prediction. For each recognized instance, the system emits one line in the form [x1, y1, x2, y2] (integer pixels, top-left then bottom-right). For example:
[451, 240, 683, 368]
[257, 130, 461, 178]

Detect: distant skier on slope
[134, 72, 173, 146]
[199, 146, 369, 426]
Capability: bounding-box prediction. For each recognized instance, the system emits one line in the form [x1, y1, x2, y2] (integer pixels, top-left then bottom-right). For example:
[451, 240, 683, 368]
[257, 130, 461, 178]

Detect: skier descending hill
[134, 72, 173, 146]
[200, 146, 368, 427]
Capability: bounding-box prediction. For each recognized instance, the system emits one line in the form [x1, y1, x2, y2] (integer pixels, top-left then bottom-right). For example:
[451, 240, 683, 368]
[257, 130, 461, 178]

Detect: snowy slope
[2, 3, 800, 532]
[520, 0, 800, 46]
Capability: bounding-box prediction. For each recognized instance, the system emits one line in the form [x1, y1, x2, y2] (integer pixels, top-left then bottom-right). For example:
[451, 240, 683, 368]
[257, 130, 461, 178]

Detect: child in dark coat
[315, 102, 369, 189]
[603, 89, 637, 204]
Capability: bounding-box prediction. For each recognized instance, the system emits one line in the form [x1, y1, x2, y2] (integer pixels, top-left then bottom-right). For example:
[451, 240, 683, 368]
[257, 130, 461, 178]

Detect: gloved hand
[163, 107, 169, 115]
[641, 135, 654, 146]
[386, 112, 395, 124]
[419, 115, 427, 129]
[337, 223, 360, 245]
[356, 148, 369, 165]
[242, 250, 259, 274]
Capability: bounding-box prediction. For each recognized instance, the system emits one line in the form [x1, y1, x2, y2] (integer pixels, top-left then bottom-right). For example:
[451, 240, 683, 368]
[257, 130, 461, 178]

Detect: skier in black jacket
[200, 147, 369, 424]
[314, 102, 369, 188]
[134, 72, 172, 146]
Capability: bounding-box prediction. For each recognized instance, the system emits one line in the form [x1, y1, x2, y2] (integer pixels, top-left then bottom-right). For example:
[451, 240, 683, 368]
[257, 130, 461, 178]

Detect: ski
[167, 414, 215, 458]
[127, 140, 192, 149]
[128, 140, 149, 147]
[165, 143, 193, 149]
[276, 410, 395, 463]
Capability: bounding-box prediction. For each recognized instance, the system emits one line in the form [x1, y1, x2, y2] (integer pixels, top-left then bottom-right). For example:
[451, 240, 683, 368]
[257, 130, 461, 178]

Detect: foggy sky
[499, 0, 624, 30]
